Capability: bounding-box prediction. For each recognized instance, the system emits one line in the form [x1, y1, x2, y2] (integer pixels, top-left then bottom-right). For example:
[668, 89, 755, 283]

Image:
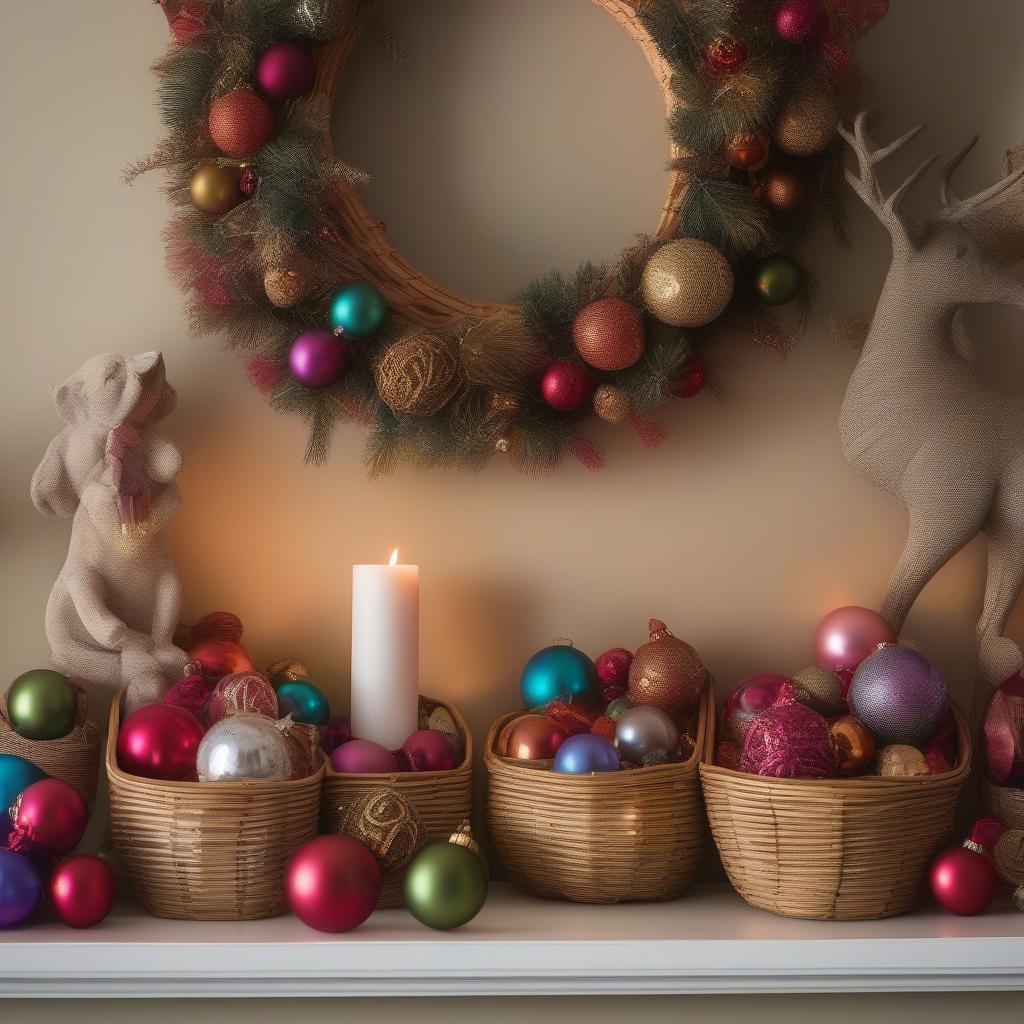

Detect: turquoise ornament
[276, 678, 330, 726]
[519, 644, 598, 710]
[329, 283, 388, 340]
[0, 755, 47, 844]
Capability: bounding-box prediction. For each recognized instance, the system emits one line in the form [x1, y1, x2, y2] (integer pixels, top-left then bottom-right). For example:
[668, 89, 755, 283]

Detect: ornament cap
[449, 822, 482, 859]
[649, 619, 673, 641]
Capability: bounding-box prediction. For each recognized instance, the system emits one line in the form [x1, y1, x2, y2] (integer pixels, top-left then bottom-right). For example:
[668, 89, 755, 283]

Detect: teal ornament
[0, 755, 47, 844]
[519, 644, 598, 710]
[754, 256, 802, 306]
[329, 283, 388, 340]
[276, 678, 330, 726]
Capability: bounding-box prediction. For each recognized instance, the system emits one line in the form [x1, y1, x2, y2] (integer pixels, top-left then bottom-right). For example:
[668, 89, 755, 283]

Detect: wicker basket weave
[982, 777, 1024, 830]
[700, 705, 971, 920]
[321, 695, 473, 908]
[106, 693, 324, 921]
[485, 689, 713, 903]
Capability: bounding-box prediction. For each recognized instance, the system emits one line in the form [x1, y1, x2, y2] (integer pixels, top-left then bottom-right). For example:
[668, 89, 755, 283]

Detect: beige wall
[2, 0, 1022, 1019]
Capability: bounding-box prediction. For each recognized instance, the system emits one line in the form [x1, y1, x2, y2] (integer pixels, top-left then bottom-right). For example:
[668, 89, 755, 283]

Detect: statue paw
[977, 634, 1023, 689]
[153, 643, 188, 676]
[124, 672, 169, 715]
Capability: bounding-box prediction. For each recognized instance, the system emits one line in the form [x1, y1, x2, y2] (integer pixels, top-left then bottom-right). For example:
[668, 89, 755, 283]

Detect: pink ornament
[741, 703, 834, 779]
[257, 42, 316, 100]
[164, 671, 215, 721]
[595, 648, 633, 690]
[320, 717, 354, 755]
[205, 671, 278, 727]
[401, 729, 459, 772]
[775, 0, 829, 45]
[723, 674, 797, 743]
[9, 779, 88, 856]
[117, 704, 206, 781]
[50, 855, 117, 928]
[288, 328, 348, 389]
[984, 673, 1024, 784]
[813, 605, 896, 673]
[330, 739, 398, 774]
[286, 835, 380, 933]
[540, 359, 593, 412]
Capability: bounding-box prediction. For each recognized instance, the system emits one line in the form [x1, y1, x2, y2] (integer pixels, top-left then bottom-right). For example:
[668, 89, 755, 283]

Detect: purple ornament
[330, 739, 398, 774]
[288, 328, 347, 389]
[0, 850, 44, 928]
[256, 42, 316, 100]
[553, 733, 620, 774]
[849, 645, 948, 748]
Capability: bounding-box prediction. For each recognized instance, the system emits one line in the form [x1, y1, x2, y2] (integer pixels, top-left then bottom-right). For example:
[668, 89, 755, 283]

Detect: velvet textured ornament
[874, 744, 930, 777]
[540, 359, 593, 412]
[329, 283, 388, 340]
[0, 850, 43, 928]
[520, 644, 599, 709]
[50, 855, 116, 928]
[339, 788, 425, 881]
[724, 674, 798, 743]
[117, 703, 205, 782]
[725, 130, 770, 171]
[641, 239, 734, 328]
[205, 671, 277, 726]
[741, 703, 834, 778]
[502, 715, 568, 760]
[6, 669, 77, 740]
[288, 328, 347, 390]
[8, 778, 87, 855]
[627, 619, 706, 713]
[330, 739, 398, 774]
[402, 730, 458, 772]
[572, 297, 645, 371]
[774, 84, 840, 157]
[813, 606, 896, 673]
[189, 163, 245, 215]
[276, 678, 330, 726]
[983, 673, 1024, 783]
[404, 830, 488, 930]
[791, 664, 846, 717]
[754, 256, 802, 305]
[670, 354, 708, 398]
[256, 42, 316, 100]
[286, 835, 380, 933]
[208, 89, 275, 158]
[553, 733, 620, 774]
[829, 715, 876, 775]
[775, 0, 828, 44]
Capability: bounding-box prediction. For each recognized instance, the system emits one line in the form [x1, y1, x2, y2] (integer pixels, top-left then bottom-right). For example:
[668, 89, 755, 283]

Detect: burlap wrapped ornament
[459, 310, 550, 391]
[792, 665, 846, 717]
[266, 657, 309, 687]
[641, 240, 734, 328]
[264, 267, 310, 309]
[593, 384, 633, 424]
[572, 297, 645, 371]
[281, 717, 321, 779]
[627, 619, 706, 713]
[375, 332, 464, 416]
[339, 787, 425, 882]
[425, 705, 464, 761]
[994, 828, 1024, 886]
[874, 744, 930, 777]
[774, 82, 840, 157]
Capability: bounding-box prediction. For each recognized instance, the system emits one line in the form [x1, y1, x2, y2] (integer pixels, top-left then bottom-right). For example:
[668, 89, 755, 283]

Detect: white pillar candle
[351, 549, 420, 750]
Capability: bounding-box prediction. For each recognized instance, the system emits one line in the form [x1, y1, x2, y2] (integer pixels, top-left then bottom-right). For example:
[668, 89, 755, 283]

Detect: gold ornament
[774, 83, 840, 157]
[725, 130, 770, 171]
[874, 744, 929, 777]
[572, 297, 646, 371]
[427, 705, 464, 760]
[280, 717, 320, 780]
[593, 384, 633, 424]
[641, 239, 734, 328]
[375, 331, 464, 416]
[339, 787, 426, 881]
[792, 665, 846, 717]
[627, 618, 707, 713]
[264, 267, 309, 308]
[758, 169, 810, 213]
[189, 163, 244, 215]
[994, 829, 1024, 886]
[448, 821, 483, 860]
[460, 310, 550, 390]
[266, 657, 309, 686]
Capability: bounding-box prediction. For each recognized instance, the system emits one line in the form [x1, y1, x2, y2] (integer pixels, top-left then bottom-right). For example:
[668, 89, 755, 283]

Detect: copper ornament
[758, 169, 810, 214]
[264, 267, 309, 308]
[627, 619, 706, 713]
[774, 84, 840, 157]
[874, 744, 930, 777]
[641, 239, 734, 328]
[572, 297, 646, 371]
[829, 714, 876, 776]
[280, 717, 321, 779]
[339, 787, 425, 881]
[375, 331, 464, 416]
[502, 714, 568, 761]
[725, 130, 770, 171]
[593, 384, 633, 424]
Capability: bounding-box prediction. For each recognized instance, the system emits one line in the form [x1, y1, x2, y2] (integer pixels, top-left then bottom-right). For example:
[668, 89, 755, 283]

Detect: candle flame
[389, 548, 399, 566]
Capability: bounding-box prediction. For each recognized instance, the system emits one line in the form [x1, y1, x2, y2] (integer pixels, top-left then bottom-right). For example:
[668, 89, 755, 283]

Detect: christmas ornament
[983, 673, 1024, 784]
[757, 169, 810, 214]
[187, 611, 244, 646]
[287, 0, 346, 39]
[591, 714, 616, 741]
[994, 829, 1024, 887]
[205, 671, 278, 726]
[791, 664, 846, 717]
[320, 716, 353, 755]
[641, 239, 734, 328]
[813, 606, 896, 673]
[627, 619, 706, 713]
[724, 674, 798, 743]
[829, 715, 876, 775]
[725, 130, 770, 172]
[1014, 886, 1024, 913]
[329, 282, 388, 340]
[775, 0, 828, 45]
[716, 739, 742, 771]
[402, 730, 459, 772]
[188, 163, 244, 215]
[614, 706, 679, 763]
[264, 267, 309, 308]
[741, 703, 834, 778]
[9, 778, 87, 855]
[339, 788, 425, 881]
[572, 297, 645, 371]
[670, 353, 708, 399]
[208, 88, 275, 159]
[774, 84, 840, 157]
[849, 645, 948, 747]
[163, 671, 213, 720]
[404, 826, 488, 930]
[502, 715, 568, 760]
[874, 744, 929, 777]
[930, 820, 1003, 916]
[540, 359, 593, 413]
[375, 331, 463, 417]
[50, 855, 116, 928]
[593, 384, 633, 425]
[605, 696, 635, 721]
[256, 42, 316, 100]
[595, 648, 633, 691]
[196, 712, 292, 782]
[553, 733, 620, 774]
[754, 256, 802, 305]
[239, 166, 258, 196]
[330, 738, 399, 774]
[0, 755, 47, 844]
[280, 717, 319, 779]
[276, 678, 329, 726]
[116, 703, 205, 782]
[460, 310, 551, 390]
[285, 835, 380, 933]
[267, 657, 310, 686]
[545, 699, 599, 736]
[520, 643, 599, 709]
[425, 705, 464, 759]
[6, 669, 77, 740]
[288, 328, 348, 390]
[187, 637, 255, 678]
[704, 35, 748, 74]
[0, 850, 43, 928]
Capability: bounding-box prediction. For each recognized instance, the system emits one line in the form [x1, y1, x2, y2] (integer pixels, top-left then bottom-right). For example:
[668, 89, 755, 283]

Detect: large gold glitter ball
[641, 239, 734, 328]
[189, 163, 245, 215]
[340, 787, 426, 881]
[375, 331, 464, 416]
[774, 84, 840, 157]
[874, 744, 930, 778]
[593, 384, 633, 424]
[792, 665, 846, 718]
[264, 267, 309, 308]
[627, 618, 706, 713]
[572, 297, 646, 371]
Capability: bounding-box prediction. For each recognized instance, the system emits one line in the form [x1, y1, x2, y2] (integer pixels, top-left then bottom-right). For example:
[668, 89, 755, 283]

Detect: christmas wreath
[136, 0, 887, 474]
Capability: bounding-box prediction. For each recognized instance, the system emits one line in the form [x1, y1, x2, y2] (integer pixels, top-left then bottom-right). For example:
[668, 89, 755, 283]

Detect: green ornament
[754, 256, 802, 306]
[606, 697, 635, 722]
[6, 669, 77, 740]
[328, 283, 389, 340]
[404, 828, 488, 930]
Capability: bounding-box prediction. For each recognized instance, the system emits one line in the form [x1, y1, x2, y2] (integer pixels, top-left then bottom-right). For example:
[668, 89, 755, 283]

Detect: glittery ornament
[754, 256, 802, 305]
[756, 169, 810, 213]
[774, 84, 840, 157]
[724, 674, 798, 743]
[267, 657, 310, 687]
[741, 703, 834, 778]
[208, 88, 275, 159]
[775, 0, 828, 44]
[724, 130, 770, 171]
[339, 788, 425, 882]
[264, 267, 309, 308]
[319, 717, 353, 755]
[791, 665, 846, 717]
[596, 648, 633, 690]
[605, 697, 635, 721]
[627, 619, 706, 713]
[163, 671, 214, 721]
[545, 700, 599, 737]
[205, 670, 277, 726]
[239, 166, 258, 196]
[189, 163, 244, 215]
[670, 353, 708, 398]
[983, 673, 1024, 784]
[829, 715, 876, 775]
[993, 829, 1024, 887]
[704, 34, 748, 74]
[572, 297, 645, 371]
[591, 715, 617, 742]
[716, 739, 742, 771]
[593, 384, 633, 424]
[874, 744, 930, 778]
[375, 331, 463, 416]
[641, 239, 734, 328]
[427, 706, 464, 760]
[540, 358, 593, 412]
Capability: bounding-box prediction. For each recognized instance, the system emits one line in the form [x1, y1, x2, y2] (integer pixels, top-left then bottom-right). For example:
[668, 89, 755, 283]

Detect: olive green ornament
[403, 823, 488, 930]
[754, 256, 802, 306]
[6, 669, 77, 740]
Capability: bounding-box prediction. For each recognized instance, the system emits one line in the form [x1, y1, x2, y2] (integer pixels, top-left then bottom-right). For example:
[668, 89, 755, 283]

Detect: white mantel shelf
[2, 883, 1023, 998]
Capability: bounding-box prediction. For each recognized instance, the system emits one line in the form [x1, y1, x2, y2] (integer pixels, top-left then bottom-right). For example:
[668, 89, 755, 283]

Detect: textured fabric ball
[288, 328, 347, 389]
[205, 671, 278, 726]
[256, 42, 316, 100]
[595, 648, 633, 689]
[339, 788, 425, 881]
[641, 239, 734, 328]
[540, 358, 593, 412]
[189, 163, 244, 215]
[874, 744, 930, 777]
[741, 703, 834, 778]
[264, 267, 310, 308]
[319, 716, 353, 756]
[591, 714, 617, 742]
[280, 718, 321, 779]
[628, 619, 706, 712]
[426, 705, 464, 760]
[774, 84, 840, 157]
[572, 297, 645, 371]
[791, 665, 846, 717]
[208, 88, 275, 158]
[163, 671, 215, 720]
[375, 332, 463, 416]
[593, 384, 633, 424]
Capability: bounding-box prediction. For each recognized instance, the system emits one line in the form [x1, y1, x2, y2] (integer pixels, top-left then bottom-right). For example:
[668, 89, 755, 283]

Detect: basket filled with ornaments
[980, 669, 1024, 830]
[1, 669, 101, 805]
[700, 606, 971, 921]
[105, 614, 325, 921]
[485, 620, 713, 904]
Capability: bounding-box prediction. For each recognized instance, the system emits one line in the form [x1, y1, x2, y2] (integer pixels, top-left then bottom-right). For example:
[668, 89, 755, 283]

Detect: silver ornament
[197, 712, 292, 783]
[614, 706, 680, 763]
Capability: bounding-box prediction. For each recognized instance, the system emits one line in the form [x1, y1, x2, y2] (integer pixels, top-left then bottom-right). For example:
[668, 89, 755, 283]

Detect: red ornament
[670, 354, 707, 398]
[208, 89, 276, 158]
[546, 700, 600, 737]
[187, 637, 256, 679]
[591, 714, 617, 742]
[813, 605, 895, 674]
[256, 42, 316, 101]
[503, 715, 569, 760]
[286, 835, 380, 933]
[205, 671, 278, 727]
[595, 648, 633, 690]
[984, 673, 1024, 784]
[705, 35, 748, 74]
[50, 855, 117, 928]
[540, 358, 593, 412]
[401, 730, 459, 772]
[188, 611, 244, 646]
[930, 821, 1004, 916]
[163, 671, 215, 721]
[572, 297, 646, 371]
[117, 704, 206, 781]
[9, 779, 88, 856]
[239, 167, 259, 196]
[741, 703, 835, 778]
[775, 0, 829, 45]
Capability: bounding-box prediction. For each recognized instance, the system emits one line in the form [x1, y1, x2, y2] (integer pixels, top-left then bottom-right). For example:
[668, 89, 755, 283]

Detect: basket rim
[322, 693, 473, 783]
[699, 701, 972, 789]
[106, 692, 325, 793]
[0, 714, 100, 750]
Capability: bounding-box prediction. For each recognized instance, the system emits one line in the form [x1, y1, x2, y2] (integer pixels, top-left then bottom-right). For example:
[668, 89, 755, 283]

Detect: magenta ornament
[741, 703, 834, 779]
[288, 328, 348, 389]
[401, 730, 458, 772]
[813, 605, 896, 674]
[983, 672, 1024, 784]
[330, 739, 398, 774]
[256, 42, 316, 100]
[723, 674, 798, 743]
[775, 0, 828, 44]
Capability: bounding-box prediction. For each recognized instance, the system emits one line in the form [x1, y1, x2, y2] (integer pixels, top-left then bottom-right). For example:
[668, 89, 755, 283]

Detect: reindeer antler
[939, 135, 1024, 222]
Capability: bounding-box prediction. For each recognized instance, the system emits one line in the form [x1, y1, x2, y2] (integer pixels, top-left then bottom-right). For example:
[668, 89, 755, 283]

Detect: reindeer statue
[839, 112, 1024, 722]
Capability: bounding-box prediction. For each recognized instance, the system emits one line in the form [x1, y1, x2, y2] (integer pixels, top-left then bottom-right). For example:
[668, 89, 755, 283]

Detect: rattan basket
[106, 693, 324, 921]
[485, 689, 713, 903]
[321, 695, 473, 908]
[982, 777, 1024, 829]
[700, 705, 972, 920]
